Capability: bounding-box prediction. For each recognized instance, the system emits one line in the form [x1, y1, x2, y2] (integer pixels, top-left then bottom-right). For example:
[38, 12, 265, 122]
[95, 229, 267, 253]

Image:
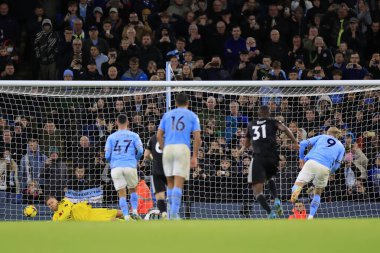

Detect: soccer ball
[24, 205, 38, 218]
[144, 209, 162, 220]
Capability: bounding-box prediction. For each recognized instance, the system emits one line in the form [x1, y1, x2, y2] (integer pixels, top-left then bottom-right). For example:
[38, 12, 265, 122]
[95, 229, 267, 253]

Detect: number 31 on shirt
[252, 125, 267, 140]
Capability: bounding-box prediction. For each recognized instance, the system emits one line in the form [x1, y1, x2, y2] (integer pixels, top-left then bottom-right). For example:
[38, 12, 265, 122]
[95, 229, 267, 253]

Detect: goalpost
[0, 80, 380, 220]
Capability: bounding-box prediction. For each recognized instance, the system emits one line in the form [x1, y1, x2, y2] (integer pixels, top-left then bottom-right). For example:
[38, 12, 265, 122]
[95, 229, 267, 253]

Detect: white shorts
[163, 144, 191, 180]
[111, 167, 138, 191]
[296, 160, 331, 188]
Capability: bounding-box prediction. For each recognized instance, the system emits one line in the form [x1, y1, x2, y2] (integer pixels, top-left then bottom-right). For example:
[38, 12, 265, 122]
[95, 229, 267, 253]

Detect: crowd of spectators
[0, 0, 380, 216]
[0, 0, 379, 81]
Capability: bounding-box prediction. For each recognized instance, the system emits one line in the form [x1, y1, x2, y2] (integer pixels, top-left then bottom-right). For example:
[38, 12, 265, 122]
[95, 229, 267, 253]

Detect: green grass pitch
[1, 219, 379, 253]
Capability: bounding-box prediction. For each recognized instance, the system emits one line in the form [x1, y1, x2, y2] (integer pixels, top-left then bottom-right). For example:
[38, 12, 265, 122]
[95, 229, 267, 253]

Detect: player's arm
[191, 115, 202, 167]
[104, 136, 112, 162]
[277, 121, 299, 148]
[134, 135, 144, 161]
[192, 130, 202, 159]
[144, 149, 153, 161]
[157, 116, 166, 150]
[332, 146, 345, 172]
[298, 135, 321, 168]
[144, 139, 153, 161]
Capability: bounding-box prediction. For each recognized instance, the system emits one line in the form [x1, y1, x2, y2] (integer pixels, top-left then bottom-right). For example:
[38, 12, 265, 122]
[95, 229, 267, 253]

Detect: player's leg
[290, 160, 316, 203]
[308, 164, 330, 219]
[153, 174, 168, 218]
[267, 179, 283, 216]
[252, 182, 274, 218]
[111, 168, 130, 220]
[163, 146, 175, 216]
[308, 187, 323, 220]
[266, 158, 283, 215]
[125, 169, 140, 220]
[250, 157, 273, 217]
[166, 176, 174, 211]
[170, 145, 190, 219]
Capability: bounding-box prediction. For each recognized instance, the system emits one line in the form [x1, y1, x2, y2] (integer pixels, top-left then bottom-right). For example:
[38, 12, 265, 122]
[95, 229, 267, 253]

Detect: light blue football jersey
[299, 134, 345, 173]
[158, 107, 201, 149]
[105, 130, 143, 169]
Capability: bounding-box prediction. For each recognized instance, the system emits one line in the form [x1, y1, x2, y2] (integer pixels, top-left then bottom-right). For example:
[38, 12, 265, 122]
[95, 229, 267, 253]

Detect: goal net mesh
[0, 84, 379, 220]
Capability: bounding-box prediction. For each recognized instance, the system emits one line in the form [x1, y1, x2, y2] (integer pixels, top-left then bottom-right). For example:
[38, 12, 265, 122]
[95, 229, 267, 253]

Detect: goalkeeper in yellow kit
[45, 196, 123, 221]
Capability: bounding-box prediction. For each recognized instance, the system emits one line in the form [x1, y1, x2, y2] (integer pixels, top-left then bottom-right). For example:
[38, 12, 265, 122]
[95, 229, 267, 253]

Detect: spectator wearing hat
[83, 25, 109, 56]
[89, 6, 104, 29]
[341, 17, 366, 54]
[108, 7, 124, 37]
[63, 69, 74, 81]
[34, 18, 59, 80]
[231, 49, 254, 80]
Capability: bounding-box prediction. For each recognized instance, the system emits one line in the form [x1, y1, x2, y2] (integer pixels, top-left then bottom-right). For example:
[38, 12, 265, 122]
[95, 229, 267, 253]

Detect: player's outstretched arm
[191, 131, 202, 168]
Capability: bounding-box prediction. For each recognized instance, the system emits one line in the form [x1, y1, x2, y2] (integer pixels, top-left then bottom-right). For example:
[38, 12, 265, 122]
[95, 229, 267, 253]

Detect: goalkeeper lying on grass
[45, 195, 124, 221]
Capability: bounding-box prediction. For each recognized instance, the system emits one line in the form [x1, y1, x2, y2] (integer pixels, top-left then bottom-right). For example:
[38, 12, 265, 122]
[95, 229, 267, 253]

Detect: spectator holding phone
[343, 52, 369, 80]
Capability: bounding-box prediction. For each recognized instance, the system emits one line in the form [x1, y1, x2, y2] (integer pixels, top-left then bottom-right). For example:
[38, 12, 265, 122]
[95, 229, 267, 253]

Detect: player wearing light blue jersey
[157, 93, 202, 219]
[291, 127, 345, 219]
[105, 114, 144, 220]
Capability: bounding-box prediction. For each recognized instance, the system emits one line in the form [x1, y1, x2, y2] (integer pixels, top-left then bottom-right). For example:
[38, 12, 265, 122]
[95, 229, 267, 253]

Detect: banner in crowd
[65, 187, 103, 203]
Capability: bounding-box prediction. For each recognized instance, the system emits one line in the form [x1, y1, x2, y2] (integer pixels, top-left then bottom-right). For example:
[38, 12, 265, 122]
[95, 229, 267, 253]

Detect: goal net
[0, 81, 379, 220]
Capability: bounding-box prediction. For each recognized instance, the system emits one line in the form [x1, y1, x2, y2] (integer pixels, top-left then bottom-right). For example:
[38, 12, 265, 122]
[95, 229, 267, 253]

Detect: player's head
[175, 92, 189, 107]
[45, 195, 59, 211]
[294, 201, 306, 212]
[327, 127, 341, 138]
[258, 105, 270, 118]
[116, 114, 129, 128]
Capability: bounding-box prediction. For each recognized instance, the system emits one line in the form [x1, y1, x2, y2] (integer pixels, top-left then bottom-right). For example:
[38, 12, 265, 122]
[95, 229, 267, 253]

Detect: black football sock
[157, 199, 167, 213]
[256, 194, 271, 214]
[267, 179, 278, 199]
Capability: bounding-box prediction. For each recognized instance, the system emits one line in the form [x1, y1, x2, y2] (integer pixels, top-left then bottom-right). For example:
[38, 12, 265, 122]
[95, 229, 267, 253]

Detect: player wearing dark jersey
[144, 134, 168, 218]
[242, 106, 299, 218]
